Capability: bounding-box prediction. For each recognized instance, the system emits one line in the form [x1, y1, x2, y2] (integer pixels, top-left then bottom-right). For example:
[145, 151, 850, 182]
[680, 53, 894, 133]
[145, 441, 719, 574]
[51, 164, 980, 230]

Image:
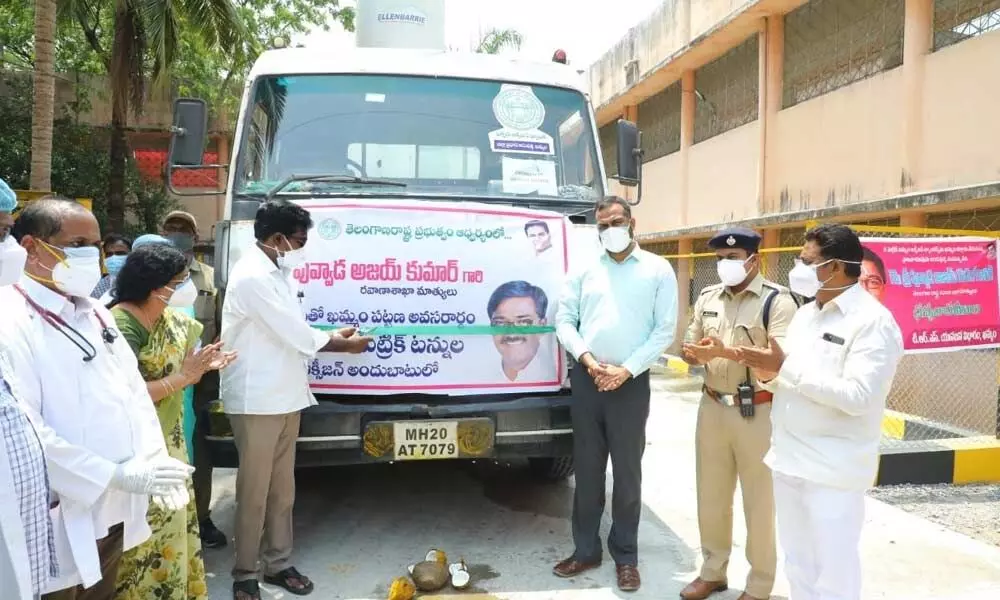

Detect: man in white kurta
[0, 199, 192, 600]
[737, 223, 904, 600]
[221, 200, 371, 598]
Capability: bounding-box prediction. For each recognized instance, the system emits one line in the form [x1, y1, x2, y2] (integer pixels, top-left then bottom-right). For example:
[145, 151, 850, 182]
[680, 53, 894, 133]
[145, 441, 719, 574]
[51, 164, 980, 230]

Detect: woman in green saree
[108, 242, 237, 600]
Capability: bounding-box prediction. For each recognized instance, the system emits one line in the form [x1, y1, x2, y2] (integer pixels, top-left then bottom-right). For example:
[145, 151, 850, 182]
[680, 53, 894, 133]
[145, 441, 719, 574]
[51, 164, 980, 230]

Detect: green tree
[475, 28, 523, 55]
[65, 0, 246, 232]
[0, 74, 176, 236]
[30, 0, 57, 192]
[172, 0, 355, 124]
[0, 2, 104, 73]
[2, 2, 103, 193]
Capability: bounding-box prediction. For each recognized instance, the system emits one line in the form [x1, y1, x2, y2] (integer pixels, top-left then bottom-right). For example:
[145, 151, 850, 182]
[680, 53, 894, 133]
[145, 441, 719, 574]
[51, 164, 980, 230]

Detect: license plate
[394, 421, 458, 460]
[363, 418, 494, 461]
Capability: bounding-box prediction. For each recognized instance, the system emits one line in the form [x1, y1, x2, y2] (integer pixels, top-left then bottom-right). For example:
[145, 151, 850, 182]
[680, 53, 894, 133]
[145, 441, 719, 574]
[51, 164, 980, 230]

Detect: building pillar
[761, 228, 780, 279]
[762, 15, 784, 215]
[901, 0, 933, 190]
[680, 71, 696, 226]
[675, 238, 694, 350]
[900, 211, 927, 228]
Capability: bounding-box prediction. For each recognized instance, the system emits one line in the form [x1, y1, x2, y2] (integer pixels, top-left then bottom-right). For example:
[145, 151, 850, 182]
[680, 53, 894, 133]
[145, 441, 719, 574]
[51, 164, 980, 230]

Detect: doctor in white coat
[0, 198, 194, 600]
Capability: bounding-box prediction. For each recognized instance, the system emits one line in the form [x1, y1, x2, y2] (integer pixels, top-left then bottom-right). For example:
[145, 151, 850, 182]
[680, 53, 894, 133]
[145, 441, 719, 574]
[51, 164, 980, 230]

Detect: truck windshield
[234, 74, 604, 203]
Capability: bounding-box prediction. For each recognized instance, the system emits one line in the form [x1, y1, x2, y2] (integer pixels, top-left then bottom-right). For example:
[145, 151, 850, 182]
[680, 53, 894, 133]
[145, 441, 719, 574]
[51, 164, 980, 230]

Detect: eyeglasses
[860, 270, 884, 290]
[490, 318, 538, 327]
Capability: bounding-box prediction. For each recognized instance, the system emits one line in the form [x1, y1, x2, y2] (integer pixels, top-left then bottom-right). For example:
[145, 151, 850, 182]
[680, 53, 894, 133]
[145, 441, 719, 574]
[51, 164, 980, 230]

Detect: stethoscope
[14, 285, 119, 362]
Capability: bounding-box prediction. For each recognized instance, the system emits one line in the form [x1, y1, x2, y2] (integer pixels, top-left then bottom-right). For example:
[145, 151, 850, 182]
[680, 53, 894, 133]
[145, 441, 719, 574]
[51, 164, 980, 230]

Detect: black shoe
[200, 518, 228, 549]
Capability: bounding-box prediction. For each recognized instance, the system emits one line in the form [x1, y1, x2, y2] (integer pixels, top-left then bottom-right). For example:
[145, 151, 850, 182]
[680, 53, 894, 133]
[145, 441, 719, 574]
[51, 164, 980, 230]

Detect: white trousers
[773, 471, 865, 600]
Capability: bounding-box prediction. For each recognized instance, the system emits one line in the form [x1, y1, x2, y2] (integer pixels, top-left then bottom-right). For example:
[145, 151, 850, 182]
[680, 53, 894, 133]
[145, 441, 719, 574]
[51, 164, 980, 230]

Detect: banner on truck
[294, 199, 575, 395]
[859, 237, 1000, 353]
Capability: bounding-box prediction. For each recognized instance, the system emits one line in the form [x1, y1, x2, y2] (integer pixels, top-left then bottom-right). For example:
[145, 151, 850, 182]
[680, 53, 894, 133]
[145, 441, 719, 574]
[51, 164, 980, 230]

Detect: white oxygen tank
[355, 0, 446, 50]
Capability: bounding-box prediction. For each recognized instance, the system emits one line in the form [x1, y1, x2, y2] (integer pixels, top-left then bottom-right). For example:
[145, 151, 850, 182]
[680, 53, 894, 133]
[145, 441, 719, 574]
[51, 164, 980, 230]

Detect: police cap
[708, 227, 761, 252]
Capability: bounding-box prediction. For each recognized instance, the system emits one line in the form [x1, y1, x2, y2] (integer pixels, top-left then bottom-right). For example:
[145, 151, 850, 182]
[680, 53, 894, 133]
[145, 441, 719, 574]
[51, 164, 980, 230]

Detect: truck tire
[528, 456, 574, 481]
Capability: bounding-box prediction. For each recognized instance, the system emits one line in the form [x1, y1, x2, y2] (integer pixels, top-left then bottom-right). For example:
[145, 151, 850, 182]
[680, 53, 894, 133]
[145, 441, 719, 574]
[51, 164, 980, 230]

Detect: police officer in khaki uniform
[680, 227, 798, 600]
[161, 210, 227, 548]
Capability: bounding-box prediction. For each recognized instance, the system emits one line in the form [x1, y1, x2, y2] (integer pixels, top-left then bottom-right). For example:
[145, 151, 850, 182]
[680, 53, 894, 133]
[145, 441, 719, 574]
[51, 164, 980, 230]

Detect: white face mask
[166, 279, 197, 308]
[717, 255, 754, 287]
[788, 258, 860, 297]
[788, 260, 826, 297]
[599, 226, 632, 254]
[0, 236, 27, 287]
[278, 246, 307, 270]
[37, 241, 102, 298]
[265, 237, 307, 270]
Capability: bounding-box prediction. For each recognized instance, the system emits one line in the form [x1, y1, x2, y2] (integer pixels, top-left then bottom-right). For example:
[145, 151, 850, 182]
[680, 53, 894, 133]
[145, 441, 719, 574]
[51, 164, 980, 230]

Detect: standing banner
[293, 199, 575, 395]
[859, 237, 999, 353]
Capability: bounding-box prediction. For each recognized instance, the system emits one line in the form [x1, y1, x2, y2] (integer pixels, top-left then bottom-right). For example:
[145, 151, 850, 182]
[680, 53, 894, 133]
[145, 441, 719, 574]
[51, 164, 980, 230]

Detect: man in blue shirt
[553, 196, 678, 592]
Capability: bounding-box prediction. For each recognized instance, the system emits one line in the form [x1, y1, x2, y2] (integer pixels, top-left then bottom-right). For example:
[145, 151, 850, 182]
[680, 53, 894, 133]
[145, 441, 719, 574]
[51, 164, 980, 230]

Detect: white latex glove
[110, 456, 194, 495]
[151, 483, 190, 512]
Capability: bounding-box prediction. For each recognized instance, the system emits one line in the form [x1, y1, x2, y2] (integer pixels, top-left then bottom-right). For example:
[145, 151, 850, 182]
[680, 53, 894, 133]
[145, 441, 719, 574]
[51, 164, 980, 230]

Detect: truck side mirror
[168, 98, 208, 166]
[614, 119, 644, 205]
[166, 98, 226, 196]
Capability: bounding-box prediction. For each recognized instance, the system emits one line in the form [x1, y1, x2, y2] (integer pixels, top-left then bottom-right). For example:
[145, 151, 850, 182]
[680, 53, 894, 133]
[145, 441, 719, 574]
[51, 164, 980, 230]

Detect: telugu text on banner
[859, 237, 999, 353]
[293, 199, 575, 394]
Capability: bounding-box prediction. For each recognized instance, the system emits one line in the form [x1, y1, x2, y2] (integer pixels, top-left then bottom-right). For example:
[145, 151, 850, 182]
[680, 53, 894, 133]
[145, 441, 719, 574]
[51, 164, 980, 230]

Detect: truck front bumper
[205, 393, 574, 468]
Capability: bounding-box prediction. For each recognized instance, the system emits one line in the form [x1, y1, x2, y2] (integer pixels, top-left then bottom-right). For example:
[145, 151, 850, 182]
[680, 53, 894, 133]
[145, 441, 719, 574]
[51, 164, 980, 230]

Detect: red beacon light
[552, 49, 567, 64]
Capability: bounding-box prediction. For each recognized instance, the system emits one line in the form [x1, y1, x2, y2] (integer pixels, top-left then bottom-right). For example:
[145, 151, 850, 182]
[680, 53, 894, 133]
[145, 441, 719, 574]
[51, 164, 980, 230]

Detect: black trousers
[570, 367, 650, 566]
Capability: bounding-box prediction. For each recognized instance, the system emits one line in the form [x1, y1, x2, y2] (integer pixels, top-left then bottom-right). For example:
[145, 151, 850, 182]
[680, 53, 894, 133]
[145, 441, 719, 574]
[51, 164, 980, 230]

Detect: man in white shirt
[0, 198, 193, 600]
[221, 200, 371, 600]
[737, 223, 904, 600]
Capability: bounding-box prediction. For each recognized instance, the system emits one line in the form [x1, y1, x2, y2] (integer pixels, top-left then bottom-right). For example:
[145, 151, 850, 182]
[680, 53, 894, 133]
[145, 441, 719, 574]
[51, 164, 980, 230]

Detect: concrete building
[590, 0, 1000, 242]
[587, 0, 1000, 457]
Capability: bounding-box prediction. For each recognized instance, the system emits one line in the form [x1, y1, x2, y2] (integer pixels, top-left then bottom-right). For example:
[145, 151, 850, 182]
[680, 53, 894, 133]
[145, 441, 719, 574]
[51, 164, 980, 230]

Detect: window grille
[693, 36, 759, 143]
[934, 0, 1000, 49]
[637, 82, 682, 162]
[599, 122, 618, 178]
[783, 0, 905, 108]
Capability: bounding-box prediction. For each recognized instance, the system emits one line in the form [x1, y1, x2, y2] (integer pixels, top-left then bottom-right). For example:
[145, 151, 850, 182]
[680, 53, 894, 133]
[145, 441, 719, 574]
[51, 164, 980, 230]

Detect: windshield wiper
[266, 173, 406, 200]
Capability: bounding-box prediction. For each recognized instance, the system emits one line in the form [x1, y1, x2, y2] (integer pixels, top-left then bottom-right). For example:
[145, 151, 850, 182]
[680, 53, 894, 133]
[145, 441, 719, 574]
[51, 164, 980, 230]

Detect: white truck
[166, 0, 642, 480]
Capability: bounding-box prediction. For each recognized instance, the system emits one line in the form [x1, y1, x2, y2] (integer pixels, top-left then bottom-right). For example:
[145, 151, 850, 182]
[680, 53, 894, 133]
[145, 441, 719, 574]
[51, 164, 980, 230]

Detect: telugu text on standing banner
[293, 199, 576, 394]
[859, 237, 999, 353]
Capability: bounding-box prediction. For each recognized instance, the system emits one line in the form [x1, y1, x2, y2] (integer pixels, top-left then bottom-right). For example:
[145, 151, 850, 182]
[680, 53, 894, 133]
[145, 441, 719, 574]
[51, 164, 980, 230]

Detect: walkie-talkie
[736, 324, 758, 419]
[737, 382, 755, 418]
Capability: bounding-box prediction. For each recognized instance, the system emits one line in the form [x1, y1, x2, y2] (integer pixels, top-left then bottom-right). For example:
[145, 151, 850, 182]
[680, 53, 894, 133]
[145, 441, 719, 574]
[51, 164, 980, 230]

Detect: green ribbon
[311, 324, 556, 336]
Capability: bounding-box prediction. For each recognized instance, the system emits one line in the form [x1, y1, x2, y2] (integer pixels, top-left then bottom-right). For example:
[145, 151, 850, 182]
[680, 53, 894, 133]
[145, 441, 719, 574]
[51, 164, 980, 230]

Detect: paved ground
[201, 382, 1000, 599]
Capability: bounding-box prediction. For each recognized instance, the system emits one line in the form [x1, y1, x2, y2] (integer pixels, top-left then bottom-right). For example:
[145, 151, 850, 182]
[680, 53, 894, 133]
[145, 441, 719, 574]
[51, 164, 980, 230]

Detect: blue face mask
[105, 254, 127, 276]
